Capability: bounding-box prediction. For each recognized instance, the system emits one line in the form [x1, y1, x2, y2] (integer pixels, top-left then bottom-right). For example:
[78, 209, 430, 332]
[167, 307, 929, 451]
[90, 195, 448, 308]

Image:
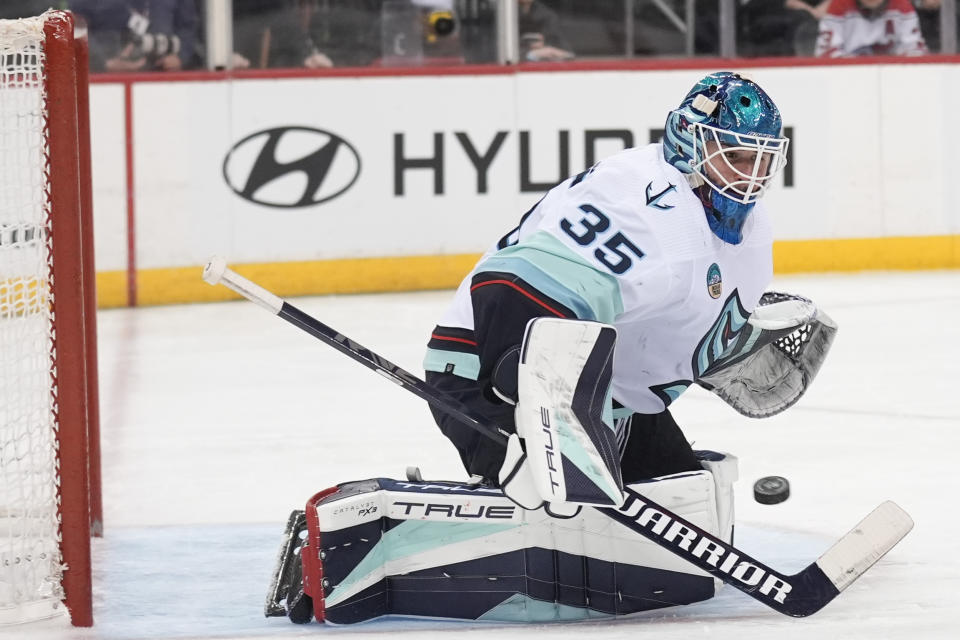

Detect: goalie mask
[664, 72, 789, 209]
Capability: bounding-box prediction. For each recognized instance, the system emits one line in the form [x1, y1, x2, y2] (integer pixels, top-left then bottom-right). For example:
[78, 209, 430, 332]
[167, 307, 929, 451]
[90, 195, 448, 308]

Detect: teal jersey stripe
[423, 347, 481, 380]
[478, 232, 623, 323]
[324, 520, 518, 607]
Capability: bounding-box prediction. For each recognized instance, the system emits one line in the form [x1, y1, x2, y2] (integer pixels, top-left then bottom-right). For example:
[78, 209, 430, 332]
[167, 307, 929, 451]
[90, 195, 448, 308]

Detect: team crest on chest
[644, 180, 677, 210]
[706, 263, 722, 299]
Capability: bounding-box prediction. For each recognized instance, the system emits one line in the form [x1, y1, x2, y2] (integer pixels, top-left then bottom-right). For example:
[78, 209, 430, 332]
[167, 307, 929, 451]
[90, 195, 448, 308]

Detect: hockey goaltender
[243, 72, 911, 625]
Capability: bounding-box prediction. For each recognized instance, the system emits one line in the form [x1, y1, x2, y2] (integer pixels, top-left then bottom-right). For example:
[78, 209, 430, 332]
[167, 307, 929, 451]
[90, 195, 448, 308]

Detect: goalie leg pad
[300, 463, 733, 624]
[514, 318, 623, 507]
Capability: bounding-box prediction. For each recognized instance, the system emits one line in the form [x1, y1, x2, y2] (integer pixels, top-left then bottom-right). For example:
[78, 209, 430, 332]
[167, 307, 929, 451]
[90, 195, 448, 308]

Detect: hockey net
[0, 11, 99, 627]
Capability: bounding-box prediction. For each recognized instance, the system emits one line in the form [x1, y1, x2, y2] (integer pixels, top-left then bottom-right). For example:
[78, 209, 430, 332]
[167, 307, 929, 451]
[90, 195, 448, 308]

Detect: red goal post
[0, 10, 101, 627]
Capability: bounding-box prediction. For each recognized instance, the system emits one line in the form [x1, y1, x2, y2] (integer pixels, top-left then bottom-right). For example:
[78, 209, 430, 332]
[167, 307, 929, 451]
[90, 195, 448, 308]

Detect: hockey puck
[753, 476, 790, 504]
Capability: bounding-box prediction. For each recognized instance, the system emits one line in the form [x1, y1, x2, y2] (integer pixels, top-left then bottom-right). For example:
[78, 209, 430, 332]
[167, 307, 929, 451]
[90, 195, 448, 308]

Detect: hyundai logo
[222, 126, 361, 208]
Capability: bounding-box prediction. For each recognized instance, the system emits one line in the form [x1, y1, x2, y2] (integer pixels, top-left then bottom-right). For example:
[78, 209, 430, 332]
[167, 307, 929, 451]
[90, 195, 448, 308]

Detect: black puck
[753, 476, 790, 504]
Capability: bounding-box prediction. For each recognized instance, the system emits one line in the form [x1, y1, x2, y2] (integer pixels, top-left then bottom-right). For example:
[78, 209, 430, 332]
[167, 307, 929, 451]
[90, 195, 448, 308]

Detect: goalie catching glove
[697, 291, 838, 418]
[497, 318, 625, 515]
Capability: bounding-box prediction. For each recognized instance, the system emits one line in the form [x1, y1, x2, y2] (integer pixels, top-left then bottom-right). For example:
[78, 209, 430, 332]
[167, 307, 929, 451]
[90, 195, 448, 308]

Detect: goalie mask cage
[0, 11, 100, 627]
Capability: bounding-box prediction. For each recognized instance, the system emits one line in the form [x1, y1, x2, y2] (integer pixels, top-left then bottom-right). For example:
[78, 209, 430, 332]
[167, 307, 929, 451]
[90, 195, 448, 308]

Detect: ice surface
[5, 271, 958, 639]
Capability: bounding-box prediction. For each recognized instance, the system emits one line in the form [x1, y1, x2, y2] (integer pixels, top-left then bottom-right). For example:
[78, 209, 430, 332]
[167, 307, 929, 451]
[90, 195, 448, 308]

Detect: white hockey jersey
[429, 143, 774, 414]
[815, 0, 928, 57]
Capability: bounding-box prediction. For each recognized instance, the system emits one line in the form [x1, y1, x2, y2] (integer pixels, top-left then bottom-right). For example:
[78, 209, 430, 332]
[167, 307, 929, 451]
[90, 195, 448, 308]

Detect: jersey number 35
[561, 204, 645, 275]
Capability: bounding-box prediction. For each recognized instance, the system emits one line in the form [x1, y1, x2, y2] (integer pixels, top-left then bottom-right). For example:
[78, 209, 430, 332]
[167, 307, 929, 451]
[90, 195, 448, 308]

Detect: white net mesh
[0, 14, 66, 624]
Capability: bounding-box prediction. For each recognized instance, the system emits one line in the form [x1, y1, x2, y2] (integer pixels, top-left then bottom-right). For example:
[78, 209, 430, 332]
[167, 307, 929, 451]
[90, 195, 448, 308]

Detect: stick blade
[815, 500, 913, 593]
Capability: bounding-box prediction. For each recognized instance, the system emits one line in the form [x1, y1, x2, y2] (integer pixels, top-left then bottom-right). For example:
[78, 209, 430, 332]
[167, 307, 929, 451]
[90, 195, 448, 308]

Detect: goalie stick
[203, 256, 912, 618]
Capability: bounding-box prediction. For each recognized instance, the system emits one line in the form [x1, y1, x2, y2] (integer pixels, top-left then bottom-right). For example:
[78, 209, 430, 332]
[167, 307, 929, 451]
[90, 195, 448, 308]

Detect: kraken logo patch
[707, 263, 722, 299]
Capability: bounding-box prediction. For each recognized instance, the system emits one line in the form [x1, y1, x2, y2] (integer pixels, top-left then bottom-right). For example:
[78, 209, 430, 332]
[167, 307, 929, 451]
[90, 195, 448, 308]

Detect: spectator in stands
[815, 0, 928, 56]
[232, 0, 379, 69]
[70, 0, 200, 71]
[518, 0, 574, 61]
[739, 0, 831, 57]
[914, 0, 942, 49]
[787, 0, 832, 23]
[913, 0, 960, 52]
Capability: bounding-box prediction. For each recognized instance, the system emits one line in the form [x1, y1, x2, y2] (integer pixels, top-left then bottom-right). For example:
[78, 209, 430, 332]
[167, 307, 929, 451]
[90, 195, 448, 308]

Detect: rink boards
[80, 61, 960, 306]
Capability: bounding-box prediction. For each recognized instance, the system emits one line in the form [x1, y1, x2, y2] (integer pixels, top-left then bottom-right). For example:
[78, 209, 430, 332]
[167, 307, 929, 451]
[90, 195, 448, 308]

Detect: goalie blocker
[267, 452, 737, 624]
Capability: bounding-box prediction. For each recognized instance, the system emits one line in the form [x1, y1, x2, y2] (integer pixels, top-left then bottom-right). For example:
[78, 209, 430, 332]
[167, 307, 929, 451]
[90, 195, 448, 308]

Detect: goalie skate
[264, 510, 309, 620]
